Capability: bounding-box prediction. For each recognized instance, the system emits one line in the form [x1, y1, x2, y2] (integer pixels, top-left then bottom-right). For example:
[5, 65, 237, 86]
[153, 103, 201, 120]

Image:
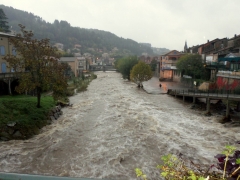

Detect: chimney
[207, 40, 209, 43]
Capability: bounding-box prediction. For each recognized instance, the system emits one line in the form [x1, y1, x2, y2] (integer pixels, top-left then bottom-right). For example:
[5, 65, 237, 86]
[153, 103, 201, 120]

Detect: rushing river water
[0, 72, 239, 180]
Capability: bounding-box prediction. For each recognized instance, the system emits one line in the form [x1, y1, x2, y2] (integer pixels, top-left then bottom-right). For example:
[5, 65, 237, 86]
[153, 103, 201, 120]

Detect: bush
[77, 82, 88, 92]
[135, 145, 240, 180]
[66, 86, 75, 96]
[91, 73, 97, 79]
[67, 73, 97, 95]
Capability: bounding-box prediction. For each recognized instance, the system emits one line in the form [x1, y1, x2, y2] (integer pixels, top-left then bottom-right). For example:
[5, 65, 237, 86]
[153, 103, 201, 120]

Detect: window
[1, 63, 7, 73]
[12, 47, 17, 56]
[0, 46, 5, 55]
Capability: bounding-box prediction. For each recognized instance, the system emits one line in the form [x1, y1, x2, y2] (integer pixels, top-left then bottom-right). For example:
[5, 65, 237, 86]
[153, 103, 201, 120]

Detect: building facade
[59, 56, 89, 77]
[0, 32, 19, 95]
[186, 34, 240, 90]
[159, 50, 184, 81]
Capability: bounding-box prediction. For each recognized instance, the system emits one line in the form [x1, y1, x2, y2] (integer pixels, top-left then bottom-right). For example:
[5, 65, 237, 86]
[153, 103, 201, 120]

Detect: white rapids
[0, 72, 239, 179]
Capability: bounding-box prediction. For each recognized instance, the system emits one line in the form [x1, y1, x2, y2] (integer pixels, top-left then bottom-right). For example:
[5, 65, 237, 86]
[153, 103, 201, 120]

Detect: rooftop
[59, 57, 76, 62]
[0, 32, 15, 37]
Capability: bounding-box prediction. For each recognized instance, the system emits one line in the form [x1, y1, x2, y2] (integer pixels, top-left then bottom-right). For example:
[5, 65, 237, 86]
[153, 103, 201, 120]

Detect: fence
[168, 88, 240, 98]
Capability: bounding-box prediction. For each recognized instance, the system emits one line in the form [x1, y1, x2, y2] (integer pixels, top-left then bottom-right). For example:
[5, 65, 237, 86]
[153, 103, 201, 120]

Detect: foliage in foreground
[0, 96, 55, 139]
[130, 61, 153, 87]
[136, 145, 240, 180]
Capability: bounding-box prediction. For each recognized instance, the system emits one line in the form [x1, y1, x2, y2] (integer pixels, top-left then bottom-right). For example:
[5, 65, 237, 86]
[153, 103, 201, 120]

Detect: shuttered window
[1, 63, 7, 73]
[12, 47, 17, 56]
[0, 46, 5, 55]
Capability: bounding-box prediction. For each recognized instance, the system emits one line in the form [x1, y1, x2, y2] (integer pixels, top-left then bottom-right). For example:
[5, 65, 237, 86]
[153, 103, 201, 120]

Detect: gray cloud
[1, 0, 239, 51]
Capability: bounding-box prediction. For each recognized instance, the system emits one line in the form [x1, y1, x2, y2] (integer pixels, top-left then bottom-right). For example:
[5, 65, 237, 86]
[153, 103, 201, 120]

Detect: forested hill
[1, 5, 154, 56]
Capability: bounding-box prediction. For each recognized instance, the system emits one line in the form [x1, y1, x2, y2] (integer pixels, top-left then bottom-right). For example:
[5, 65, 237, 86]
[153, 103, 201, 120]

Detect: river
[0, 72, 239, 180]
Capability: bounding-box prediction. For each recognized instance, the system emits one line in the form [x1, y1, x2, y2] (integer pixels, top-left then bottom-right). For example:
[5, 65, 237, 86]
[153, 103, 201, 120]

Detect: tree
[3, 24, 68, 108]
[61, 62, 74, 78]
[130, 61, 153, 87]
[117, 56, 139, 80]
[176, 54, 205, 80]
[150, 59, 157, 71]
[0, 8, 10, 33]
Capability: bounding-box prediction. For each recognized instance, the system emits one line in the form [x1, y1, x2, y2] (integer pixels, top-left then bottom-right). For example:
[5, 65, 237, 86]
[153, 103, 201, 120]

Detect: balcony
[0, 72, 17, 79]
[162, 60, 176, 64]
[217, 70, 240, 79]
[205, 62, 228, 70]
[161, 65, 177, 70]
[161, 67, 171, 70]
[0, 72, 30, 80]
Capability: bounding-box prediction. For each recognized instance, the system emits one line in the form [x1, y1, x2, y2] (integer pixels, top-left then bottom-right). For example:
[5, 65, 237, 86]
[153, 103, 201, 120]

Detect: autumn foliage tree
[3, 24, 68, 108]
[116, 56, 139, 80]
[130, 61, 153, 87]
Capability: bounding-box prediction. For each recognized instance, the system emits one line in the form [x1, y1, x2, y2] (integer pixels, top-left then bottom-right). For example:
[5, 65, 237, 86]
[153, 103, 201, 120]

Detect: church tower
[184, 41, 188, 53]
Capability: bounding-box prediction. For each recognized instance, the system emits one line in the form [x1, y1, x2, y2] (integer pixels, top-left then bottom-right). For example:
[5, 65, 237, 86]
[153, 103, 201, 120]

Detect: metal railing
[0, 72, 17, 78]
[0, 172, 110, 180]
[217, 70, 240, 77]
[168, 88, 240, 99]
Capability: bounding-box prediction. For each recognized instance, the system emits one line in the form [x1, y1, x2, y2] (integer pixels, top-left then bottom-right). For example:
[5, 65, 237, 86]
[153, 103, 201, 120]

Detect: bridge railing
[168, 88, 240, 97]
[0, 172, 110, 180]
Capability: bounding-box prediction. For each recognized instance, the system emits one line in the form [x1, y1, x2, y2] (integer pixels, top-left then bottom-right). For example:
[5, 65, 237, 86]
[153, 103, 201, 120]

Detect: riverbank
[143, 76, 240, 124]
[0, 74, 97, 141]
[0, 96, 63, 141]
[0, 72, 239, 180]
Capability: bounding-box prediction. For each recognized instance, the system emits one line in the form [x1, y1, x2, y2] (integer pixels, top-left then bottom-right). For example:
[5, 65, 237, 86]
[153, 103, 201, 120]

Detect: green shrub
[135, 145, 240, 180]
[66, 87, 75, 96]
[77, 83, 88, 92]
[66, 73, 96, 96]
[91, 73, 97, 79]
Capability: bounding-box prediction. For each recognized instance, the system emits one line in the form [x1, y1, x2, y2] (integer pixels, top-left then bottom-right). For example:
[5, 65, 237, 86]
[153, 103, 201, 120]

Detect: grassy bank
[0, 95, 55, 140]
[0, 73, 97, 140]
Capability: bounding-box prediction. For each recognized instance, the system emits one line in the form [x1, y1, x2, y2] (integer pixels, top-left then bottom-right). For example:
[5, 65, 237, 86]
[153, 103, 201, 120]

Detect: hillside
[152, 47, 170, 55]
[1, 5, 155, 57]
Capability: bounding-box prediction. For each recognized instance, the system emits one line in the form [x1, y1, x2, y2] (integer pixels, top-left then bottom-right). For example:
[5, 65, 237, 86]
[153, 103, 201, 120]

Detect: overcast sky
[1, 0, 240, 51]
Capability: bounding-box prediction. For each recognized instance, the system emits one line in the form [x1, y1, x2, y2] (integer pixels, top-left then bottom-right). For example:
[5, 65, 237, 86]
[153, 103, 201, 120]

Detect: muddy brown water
[0, 72, 239, 180]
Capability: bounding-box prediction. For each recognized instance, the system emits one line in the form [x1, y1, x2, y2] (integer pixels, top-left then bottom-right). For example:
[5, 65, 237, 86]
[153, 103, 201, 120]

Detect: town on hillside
[1, 3, 240, 180]
[1, 30, 240, 96]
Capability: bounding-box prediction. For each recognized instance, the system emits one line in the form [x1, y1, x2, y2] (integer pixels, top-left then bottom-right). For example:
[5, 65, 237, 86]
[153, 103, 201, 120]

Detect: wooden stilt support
[237, 101, 240, 112]
[206, 98, 211, 115]
[8, 79, 12, 95]
[226, 99, 230, 118]
[193, 96, 196, 104]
